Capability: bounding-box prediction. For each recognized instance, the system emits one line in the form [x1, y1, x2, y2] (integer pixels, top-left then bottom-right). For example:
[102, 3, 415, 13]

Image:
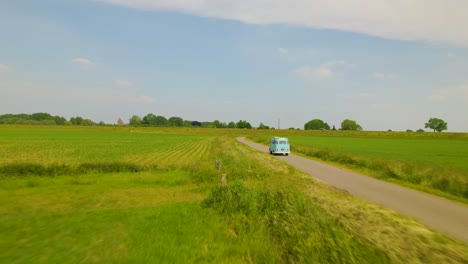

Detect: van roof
[272, 137, 288, 140]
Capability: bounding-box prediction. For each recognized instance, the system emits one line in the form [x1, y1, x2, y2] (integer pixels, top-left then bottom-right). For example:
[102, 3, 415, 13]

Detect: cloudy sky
[1, 0, 467, 131]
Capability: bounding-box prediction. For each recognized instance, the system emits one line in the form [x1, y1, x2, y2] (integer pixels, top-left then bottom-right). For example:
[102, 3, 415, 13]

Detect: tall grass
[0, 162, 158, 176]
[202, 181, 391, 263]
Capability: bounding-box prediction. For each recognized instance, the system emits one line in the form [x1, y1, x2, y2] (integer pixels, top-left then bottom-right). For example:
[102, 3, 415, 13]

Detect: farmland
[1, 126, 468, 263]
[248, 130, 468, 203]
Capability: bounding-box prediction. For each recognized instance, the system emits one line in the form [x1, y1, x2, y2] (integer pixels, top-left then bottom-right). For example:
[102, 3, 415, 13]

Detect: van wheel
[285, 153, 289, 156]
[269, 150, 272, 154]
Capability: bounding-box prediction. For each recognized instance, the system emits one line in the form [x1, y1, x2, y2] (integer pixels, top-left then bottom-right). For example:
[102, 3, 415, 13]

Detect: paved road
[237, 137, 468, 243]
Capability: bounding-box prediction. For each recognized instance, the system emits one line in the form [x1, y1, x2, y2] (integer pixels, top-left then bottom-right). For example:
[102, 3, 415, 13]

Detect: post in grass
[215, 159, 226, 187]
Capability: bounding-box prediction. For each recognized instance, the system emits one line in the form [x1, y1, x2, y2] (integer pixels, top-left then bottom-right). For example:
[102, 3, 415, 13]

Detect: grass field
[247, 131, 468, 203]
[1, 126, 467, 263]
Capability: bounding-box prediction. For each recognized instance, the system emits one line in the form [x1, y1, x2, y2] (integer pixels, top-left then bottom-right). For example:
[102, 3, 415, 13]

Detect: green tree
[31, 112, 52, 121]
[213, 120, 221, 128]
[168, 116, 183, 127]
[70, 116, 84, 125]
[425, 118, 448, 132]
[341, 119, 362, 131]
[258, 123, 270, 129]
[304, 119, 330, 130]
[155, 116, 168, 126]
[142, 113, 157, 125]
[201, 122, 213, 128]
[227, 122, 236, 128]
[129, 115, 142, 126]
[183, 120, 193, 127]
[236, 120, 252, 129]
[53, 116, 67, 125]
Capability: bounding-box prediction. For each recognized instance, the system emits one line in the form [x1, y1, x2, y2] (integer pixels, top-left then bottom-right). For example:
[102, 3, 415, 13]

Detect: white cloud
[276, 47, 288, 55]
[293, 60, 346, 80]
[324, 60, 346, 67]
[294, 66, 333, 80]
[373, 72, 399, 79]
[99, 0, 468, 46]
[446, 52, 456, 58]
[71, 58, 94, 66]
[370, 103, 394, 110]
[133, 95, 156, 103]
[0, 64, 10, 74]
[115, 79, 135, 88]
[339, 92, 375, 100]
[428, 85, 468, 102]
[428, 91, 448, 102]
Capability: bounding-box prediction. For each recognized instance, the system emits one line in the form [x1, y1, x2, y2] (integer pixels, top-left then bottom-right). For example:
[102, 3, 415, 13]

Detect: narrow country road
[237, 137, 468, 244]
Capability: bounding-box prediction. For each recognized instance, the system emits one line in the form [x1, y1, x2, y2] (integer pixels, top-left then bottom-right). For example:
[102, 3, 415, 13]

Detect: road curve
[237, 137, 468, 243]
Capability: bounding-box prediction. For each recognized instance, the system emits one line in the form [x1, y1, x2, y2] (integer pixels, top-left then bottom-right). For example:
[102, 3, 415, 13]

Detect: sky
[1, 0, 467, 131]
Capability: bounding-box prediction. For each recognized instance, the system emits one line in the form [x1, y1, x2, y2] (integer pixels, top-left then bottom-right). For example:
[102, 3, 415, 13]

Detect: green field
[289, 136, 468, 172]
[1, 126, 467, 263]
[248, 131, 468, 203]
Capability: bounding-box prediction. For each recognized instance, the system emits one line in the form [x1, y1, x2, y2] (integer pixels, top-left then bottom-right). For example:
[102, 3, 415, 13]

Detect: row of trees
[129, 114, 254, 129]
[304, 119, 362, 131]
[0, 113, 449, 132]
[304, 117, 448, 132]
[0, 113, 101, 126]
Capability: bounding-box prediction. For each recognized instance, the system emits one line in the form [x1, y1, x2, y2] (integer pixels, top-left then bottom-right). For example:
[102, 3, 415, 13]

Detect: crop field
[1, 126, 468, 263]
[248, 131, 468, 203]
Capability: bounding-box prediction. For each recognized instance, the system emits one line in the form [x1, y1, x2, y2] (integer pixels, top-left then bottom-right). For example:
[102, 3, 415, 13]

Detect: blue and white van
[269, 137, 290, 156]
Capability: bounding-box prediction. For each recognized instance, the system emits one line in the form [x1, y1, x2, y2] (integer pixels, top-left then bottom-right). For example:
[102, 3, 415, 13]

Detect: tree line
[0, 112, 256, 129]
[0, 113, 449, 132]
[129, 114, 255, 129]
[304, 117, 448, 132]
[0, 113, 101, 126]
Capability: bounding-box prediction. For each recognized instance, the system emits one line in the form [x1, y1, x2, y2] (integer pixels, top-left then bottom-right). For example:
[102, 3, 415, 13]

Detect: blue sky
[1, 0, 467, 131]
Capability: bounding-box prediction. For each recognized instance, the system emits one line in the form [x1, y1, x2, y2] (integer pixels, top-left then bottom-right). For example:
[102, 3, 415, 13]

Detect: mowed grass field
[1, 126, 468, 263]
[248, 131, 468, 203]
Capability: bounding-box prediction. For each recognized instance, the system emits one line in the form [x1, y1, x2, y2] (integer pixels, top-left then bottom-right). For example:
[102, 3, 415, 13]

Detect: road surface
[237, 137, 468, 243]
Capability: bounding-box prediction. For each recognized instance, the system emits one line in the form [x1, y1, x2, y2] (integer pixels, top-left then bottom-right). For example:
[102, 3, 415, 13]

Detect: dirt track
[237, 137, 468, 243]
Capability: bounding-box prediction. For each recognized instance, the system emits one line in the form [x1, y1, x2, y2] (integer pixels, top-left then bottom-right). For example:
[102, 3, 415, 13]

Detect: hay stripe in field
[156, 139, 210, 167]
[159, 139, 205, 164]
[182, 139, 211, 165]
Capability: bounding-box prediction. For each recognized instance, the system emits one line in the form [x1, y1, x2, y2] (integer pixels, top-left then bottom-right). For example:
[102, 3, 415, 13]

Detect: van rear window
[279, 141, 287, 144]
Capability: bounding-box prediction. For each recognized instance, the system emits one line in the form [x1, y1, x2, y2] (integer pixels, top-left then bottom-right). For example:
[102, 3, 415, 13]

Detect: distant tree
[387, 129, 392, 132]
[406, 129, 413, 132]
[154, 116, 168, 126]
[53, 116, 67, 125]
[191, 121, 202, 127]
[98, 121, 105, 126]
[82, 119, 96, 126]
[304, 119, 330, 130]
[183, 120, 193, 127]
[332, 125, 336, 130]
[200, 122, 212, 128]
[218, 122, 227, 128]
[236, 120, 252, 129]
[31, 112, 52, 121]
[425, 117, 448, 132]
[129, 115, 142, 126]
[142, 113, 157, 125]
[288, 127, 295, 130]
[341, 119, 363, 131]
[117, 118, 124, 126]
[416, 129, 425, 132]
[258, 123, 270, 129]
[70, 116, 84, 125]
[168, 116, 183, 127]
[213, 120, 221, 128]
[227, 121, 236, 128]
